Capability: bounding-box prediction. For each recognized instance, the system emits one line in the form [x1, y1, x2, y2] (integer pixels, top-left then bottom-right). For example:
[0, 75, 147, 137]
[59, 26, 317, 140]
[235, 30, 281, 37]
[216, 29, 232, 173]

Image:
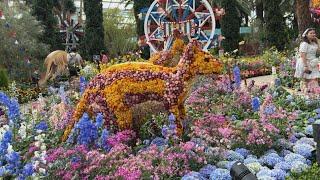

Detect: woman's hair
[302, 28, 318, 44]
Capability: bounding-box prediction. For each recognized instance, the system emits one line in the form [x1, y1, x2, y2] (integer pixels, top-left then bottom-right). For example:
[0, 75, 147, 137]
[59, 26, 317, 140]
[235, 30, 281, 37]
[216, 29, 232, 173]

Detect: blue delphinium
[20, 163, 34, 178]
[235, 148, 250, 158]
[79, 76, 87, 95]
[209, 168, 232, 180]
[95, 113, 104, 129]
[0, 131, 12, 156]
[293, 143, 315, 158]
[226, 150, 244, 162]
[260, 153, 283, 168]
[0, 92, 20, 125]
[35, 121, 48, 132]
[182, 171, 206, 180]
[199, 164, 216, 178]
[233, 65, 241, 88]
[251, 97, 260, 112]
[75, 113, 99, 146]
[274, 161, 292, 172]
[168, 113, 175, 124]
[99, 129, 110, 151]
[161, 125, 169, 137]
[5, 151, 21, 175]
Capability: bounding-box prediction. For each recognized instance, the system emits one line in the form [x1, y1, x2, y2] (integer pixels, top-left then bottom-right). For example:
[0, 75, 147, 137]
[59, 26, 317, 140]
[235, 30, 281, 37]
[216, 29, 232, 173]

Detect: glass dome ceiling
[73, 0, 135, 25]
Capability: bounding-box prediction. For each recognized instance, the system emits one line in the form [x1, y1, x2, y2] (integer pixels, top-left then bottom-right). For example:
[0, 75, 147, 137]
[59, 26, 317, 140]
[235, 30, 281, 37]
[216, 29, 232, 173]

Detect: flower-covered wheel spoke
[144, 0, 216, 52]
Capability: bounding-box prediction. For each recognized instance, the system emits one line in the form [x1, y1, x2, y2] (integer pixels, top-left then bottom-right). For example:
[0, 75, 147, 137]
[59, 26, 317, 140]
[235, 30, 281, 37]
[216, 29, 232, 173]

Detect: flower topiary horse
[62, 41, 222, 141]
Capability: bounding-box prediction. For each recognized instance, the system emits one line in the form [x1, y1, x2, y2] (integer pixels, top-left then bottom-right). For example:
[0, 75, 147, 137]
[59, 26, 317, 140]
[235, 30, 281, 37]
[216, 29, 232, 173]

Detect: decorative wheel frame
[60, 18, 84, 52]
[144, 0, 216, 52]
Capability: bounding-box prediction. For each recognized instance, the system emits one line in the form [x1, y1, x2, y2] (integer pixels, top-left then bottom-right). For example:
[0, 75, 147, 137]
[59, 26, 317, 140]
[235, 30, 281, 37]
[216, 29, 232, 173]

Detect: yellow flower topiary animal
[62, 41, 222, 141]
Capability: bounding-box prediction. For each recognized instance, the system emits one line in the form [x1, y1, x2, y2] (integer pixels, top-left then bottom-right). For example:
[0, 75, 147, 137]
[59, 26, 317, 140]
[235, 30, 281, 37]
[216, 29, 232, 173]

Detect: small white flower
[34, 141, 41, 148]
[34, 151, 40, 158]
[33, 160, 40, 168]
[7, 144, 14, 154]
[39, 168, 46, 174]
[40, 144, 46, 151]
[36, 130, 43, 134]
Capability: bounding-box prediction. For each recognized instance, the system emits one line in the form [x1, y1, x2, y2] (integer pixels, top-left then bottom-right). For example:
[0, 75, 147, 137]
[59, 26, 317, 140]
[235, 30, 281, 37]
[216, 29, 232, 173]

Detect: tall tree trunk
[296, 0, 313, 35]
[256, 1, 264, 23]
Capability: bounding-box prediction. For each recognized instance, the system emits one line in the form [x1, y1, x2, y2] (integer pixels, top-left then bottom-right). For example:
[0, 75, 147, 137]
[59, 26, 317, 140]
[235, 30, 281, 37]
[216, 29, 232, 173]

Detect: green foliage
[221, 0, 241, 52]
[0, 2, 49, 82]
[262, 47, 285, 67]
[287, 163, 320, 180]
[82, 0, 106, 59]
[103, 8, 137, 58]
[31, 0, 62, 51]
[264, 0, 287, 51]
[139, 113, 168, 140]
[0, 68, 9, 88]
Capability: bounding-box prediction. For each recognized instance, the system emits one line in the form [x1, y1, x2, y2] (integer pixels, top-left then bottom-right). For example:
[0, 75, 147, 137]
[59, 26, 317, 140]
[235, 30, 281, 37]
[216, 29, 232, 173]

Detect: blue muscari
[0, 92, 20, 126]
[233, 65, 241, 88]
[251, 97, 260, 112]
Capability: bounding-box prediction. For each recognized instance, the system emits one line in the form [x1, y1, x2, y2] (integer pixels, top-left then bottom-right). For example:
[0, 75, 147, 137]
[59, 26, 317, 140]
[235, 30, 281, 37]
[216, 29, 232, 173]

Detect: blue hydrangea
[225, 161, 237, 170]
[181, 171, 206, 180]
[233, 66, 241, 88]
[209, 168, 232, 180]
[315, 108, 320, 115]
[308, 118, 315, 124]
[246, 162, 262, 174]
[284, 153, 307, 164]
[182, 171, 206, 180]
[226, 150, 244, 162]
[296, 137, 316, 146]
[279, 150, 292, 158]
[275, 139, 292, 150]
[271, 169, 286, 180]
[290, 161, 309, 174]
[35, 121, 48, 132]
[151, 137, 167, 147]
[274, 161, 292, 172]
[235, 148, 250, 158]
[95, 113, 104, 128]
[252, 97, 260, 112]
[260, 153, 283, 168]
[216, 161, 229, 169]
[199, 164, 216, 178]
[294, 132, 306, 138]
[244, 157, 259, 165]
[256, 168, 273, 178]
[257, 176, 275, 180]
[293, 143, 315, 158]
[304, 125, 313, 136]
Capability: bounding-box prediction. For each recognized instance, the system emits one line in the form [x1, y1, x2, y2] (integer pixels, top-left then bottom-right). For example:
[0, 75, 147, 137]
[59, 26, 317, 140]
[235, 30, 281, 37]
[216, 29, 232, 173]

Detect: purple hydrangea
[209, 168, 232, 180]
[279, 150, 292, 158]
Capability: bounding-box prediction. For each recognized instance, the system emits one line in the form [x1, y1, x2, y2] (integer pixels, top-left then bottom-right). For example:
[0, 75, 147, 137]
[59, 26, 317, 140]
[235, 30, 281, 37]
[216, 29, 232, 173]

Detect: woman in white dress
[294, 28, 320, 93]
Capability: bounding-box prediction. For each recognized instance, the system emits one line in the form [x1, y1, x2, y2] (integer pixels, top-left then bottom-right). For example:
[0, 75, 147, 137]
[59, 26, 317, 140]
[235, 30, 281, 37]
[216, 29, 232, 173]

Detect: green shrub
[287, 163, 320, 180]
[0, 68, 9, 88]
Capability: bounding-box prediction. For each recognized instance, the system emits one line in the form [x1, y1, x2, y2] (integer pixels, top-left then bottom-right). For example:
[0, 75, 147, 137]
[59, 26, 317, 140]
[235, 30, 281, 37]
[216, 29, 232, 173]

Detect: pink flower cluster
[107, 130, 136, 147]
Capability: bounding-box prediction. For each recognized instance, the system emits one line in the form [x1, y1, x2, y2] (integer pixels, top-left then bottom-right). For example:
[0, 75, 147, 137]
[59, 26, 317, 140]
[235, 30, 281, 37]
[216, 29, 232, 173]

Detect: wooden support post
[313, 123, 320, 164]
